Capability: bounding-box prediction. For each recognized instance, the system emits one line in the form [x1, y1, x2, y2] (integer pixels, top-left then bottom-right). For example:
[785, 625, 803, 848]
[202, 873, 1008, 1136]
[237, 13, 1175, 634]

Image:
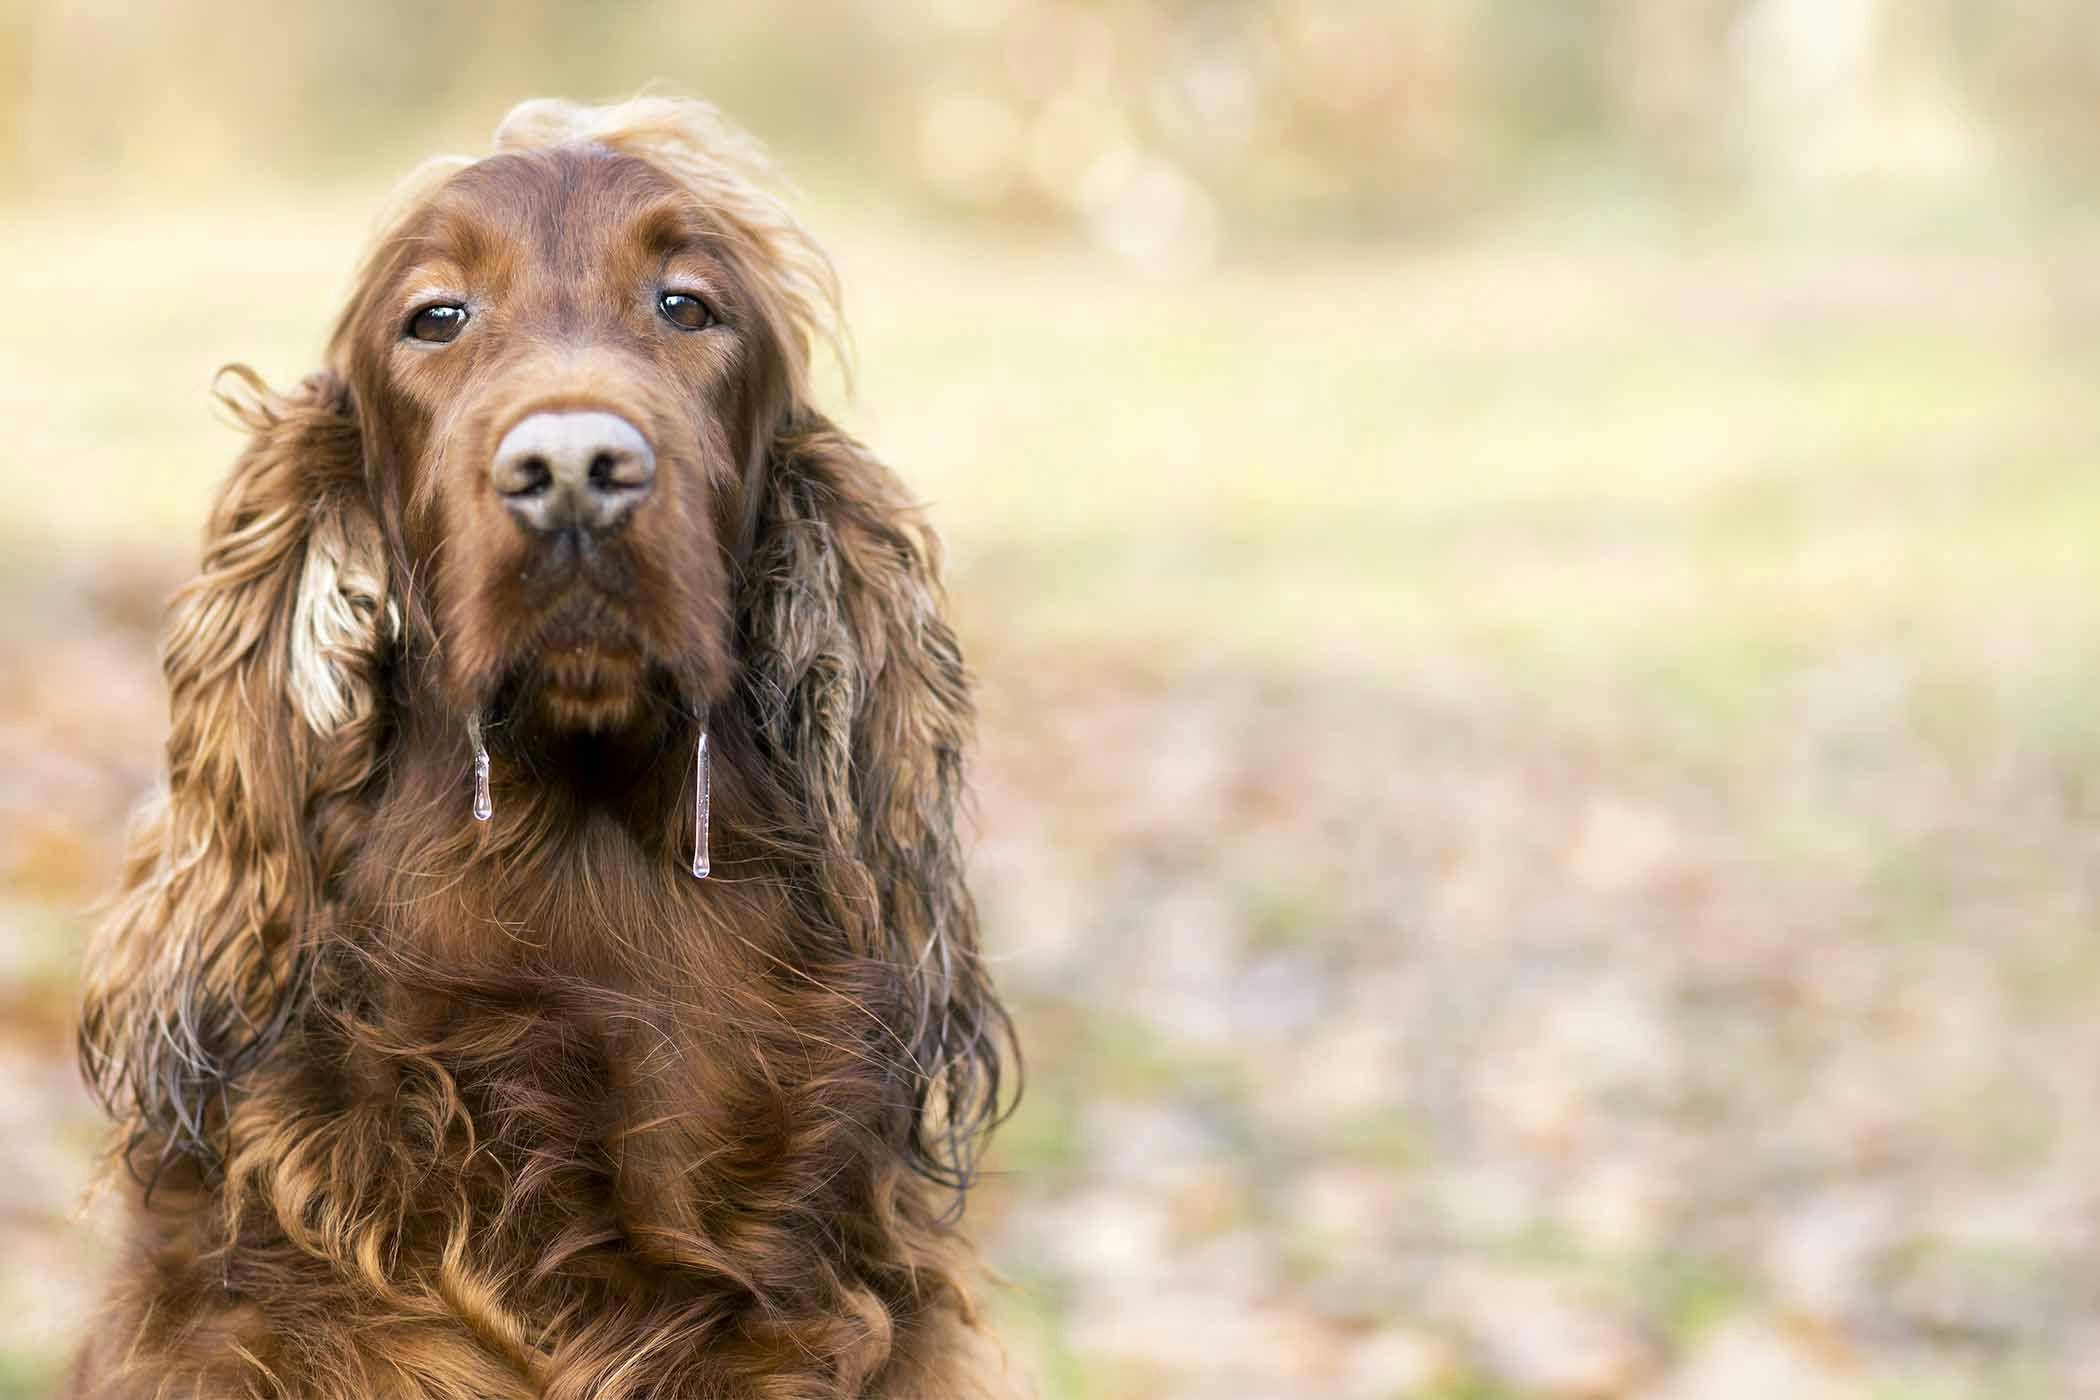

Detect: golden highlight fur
[71, 98, 1015, 1399]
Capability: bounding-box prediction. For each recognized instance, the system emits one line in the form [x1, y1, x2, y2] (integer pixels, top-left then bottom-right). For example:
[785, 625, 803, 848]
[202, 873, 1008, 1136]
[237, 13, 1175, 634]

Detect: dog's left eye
[658, 292, 714, 331]
[406, 303, 468, 343]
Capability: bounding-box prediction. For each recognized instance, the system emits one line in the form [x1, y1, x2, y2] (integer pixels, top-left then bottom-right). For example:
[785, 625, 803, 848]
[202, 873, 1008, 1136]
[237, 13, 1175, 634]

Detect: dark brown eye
[658, 292, 713, 331]
[406, 303, 468, 343]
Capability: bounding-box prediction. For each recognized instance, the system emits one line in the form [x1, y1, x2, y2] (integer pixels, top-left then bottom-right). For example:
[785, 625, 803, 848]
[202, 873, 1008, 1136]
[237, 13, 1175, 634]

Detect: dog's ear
[80, 367, 391, 1182]
[742, 415, 1014, 1199]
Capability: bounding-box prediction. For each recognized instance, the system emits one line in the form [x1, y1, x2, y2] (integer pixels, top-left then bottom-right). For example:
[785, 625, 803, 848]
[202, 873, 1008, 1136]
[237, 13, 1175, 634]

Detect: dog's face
[338, 147, 785, 735]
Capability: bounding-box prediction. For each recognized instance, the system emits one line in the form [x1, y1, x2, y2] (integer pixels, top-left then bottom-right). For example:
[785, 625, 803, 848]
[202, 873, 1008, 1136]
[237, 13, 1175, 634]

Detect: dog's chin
[474, 588, 675, 737]
[524, 644, 655, 734]
[470, 626, 667, 739]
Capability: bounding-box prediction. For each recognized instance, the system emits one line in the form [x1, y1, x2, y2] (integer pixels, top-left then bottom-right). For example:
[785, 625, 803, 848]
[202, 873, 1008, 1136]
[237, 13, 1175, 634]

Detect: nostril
[510, 455, 553, 497]
[588, 447, 655, 495]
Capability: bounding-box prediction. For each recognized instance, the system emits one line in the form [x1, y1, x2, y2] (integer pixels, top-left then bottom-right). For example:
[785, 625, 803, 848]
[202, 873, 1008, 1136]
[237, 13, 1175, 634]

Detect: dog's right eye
[406, 304, 469, 344]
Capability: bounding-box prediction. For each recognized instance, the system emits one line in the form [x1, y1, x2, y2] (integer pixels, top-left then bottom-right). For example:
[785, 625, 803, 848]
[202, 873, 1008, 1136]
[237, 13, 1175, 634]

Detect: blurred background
[4, 1, 2100, 1396]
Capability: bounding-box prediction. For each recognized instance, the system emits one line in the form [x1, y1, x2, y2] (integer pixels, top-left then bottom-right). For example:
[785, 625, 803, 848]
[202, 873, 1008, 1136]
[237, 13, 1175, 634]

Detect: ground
[2, 196, 2098, 1397]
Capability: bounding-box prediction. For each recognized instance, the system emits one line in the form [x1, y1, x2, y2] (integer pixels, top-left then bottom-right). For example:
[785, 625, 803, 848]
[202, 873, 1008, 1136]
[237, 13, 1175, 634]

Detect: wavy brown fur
[70, 98, 1015, 1399]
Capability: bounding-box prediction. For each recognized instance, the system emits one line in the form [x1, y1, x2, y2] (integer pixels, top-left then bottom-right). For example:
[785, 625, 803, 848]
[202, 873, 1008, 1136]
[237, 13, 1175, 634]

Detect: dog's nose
[490, 411, 656, 534]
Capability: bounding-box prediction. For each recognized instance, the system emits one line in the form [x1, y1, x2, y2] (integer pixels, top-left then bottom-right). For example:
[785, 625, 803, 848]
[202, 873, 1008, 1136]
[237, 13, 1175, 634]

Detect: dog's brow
[399, 274, 468, 306]
[404, 194, 520, 277]
[634, 201, 708, 256]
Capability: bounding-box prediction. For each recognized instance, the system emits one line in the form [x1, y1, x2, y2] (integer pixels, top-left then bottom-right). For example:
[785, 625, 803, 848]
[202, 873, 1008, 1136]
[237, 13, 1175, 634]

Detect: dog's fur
[69, 98, 1014, 1399]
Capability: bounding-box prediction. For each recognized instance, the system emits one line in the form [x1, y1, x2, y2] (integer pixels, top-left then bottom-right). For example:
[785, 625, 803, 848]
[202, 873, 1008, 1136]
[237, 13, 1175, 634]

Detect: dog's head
[332, 105, 834, 735]
[81, 99, 1010, 1198]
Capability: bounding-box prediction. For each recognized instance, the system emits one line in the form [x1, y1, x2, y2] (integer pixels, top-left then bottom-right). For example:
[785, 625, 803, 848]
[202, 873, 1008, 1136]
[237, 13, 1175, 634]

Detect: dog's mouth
[528, 644, 649, 731]
[499, 592, 669, 734]
[455, 511, 734, 743]
[488, 655, 690, 757]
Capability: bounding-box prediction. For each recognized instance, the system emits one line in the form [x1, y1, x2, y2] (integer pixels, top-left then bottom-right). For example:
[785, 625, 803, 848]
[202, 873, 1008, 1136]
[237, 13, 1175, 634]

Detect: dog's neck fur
[107, 699, 986, 1397]
[332, 680, 826, 1168]
[360, 691, 722, 971]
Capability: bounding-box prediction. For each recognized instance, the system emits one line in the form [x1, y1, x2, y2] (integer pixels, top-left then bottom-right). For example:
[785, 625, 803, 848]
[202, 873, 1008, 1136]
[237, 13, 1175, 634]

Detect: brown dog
[70, 97, 1014, 1399]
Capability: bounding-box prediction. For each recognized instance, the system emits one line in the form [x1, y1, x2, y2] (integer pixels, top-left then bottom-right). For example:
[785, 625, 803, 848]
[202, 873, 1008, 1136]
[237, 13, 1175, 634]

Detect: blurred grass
[5, 188, 2100, 1395]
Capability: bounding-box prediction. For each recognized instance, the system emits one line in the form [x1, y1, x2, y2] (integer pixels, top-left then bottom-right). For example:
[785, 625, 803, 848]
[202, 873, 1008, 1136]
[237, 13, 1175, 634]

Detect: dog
[69, 97, 1015, 1399]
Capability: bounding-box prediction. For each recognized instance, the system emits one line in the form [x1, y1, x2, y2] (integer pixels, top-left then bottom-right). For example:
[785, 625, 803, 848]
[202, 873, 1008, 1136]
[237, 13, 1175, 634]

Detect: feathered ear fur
[80, 368, 390, 1182]
[743, 416, 1014, 1200]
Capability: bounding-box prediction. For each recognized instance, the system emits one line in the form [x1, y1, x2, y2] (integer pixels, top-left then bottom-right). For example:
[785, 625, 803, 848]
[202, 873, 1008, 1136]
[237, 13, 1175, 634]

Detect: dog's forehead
[427, 146, 698, 271]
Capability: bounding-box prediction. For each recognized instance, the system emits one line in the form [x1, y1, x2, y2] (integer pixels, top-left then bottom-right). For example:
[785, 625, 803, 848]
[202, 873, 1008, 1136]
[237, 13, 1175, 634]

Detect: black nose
[490, 411, 657, 533]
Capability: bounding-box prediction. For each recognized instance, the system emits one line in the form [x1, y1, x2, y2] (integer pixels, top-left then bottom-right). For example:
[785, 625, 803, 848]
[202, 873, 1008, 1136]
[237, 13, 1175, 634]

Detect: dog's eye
[658, 292, 714, 331]
[406, 304, 468, 344]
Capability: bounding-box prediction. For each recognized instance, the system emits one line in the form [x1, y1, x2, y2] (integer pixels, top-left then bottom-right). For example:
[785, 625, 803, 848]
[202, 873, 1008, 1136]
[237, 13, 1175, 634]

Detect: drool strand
[470, 719, 493, 822]
[692, 725, 712, 879]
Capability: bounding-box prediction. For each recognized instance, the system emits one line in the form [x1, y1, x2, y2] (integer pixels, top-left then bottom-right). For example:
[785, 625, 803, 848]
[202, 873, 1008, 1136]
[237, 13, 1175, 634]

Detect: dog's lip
[519, 577, 639, 634]
[515, 538, 638, 593]
[480, 652, 691, 743]
[522, 626, 647, 674]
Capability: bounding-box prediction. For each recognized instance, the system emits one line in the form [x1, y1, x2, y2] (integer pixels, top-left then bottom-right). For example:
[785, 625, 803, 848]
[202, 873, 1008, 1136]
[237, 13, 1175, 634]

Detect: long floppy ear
[80, 368, 390, 1182]
[742, 414, 1014, 1200]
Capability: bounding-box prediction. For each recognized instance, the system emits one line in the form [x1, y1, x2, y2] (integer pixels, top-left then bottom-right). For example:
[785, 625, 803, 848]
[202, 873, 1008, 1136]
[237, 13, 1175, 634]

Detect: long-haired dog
[69, 97, 1015, 1399]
